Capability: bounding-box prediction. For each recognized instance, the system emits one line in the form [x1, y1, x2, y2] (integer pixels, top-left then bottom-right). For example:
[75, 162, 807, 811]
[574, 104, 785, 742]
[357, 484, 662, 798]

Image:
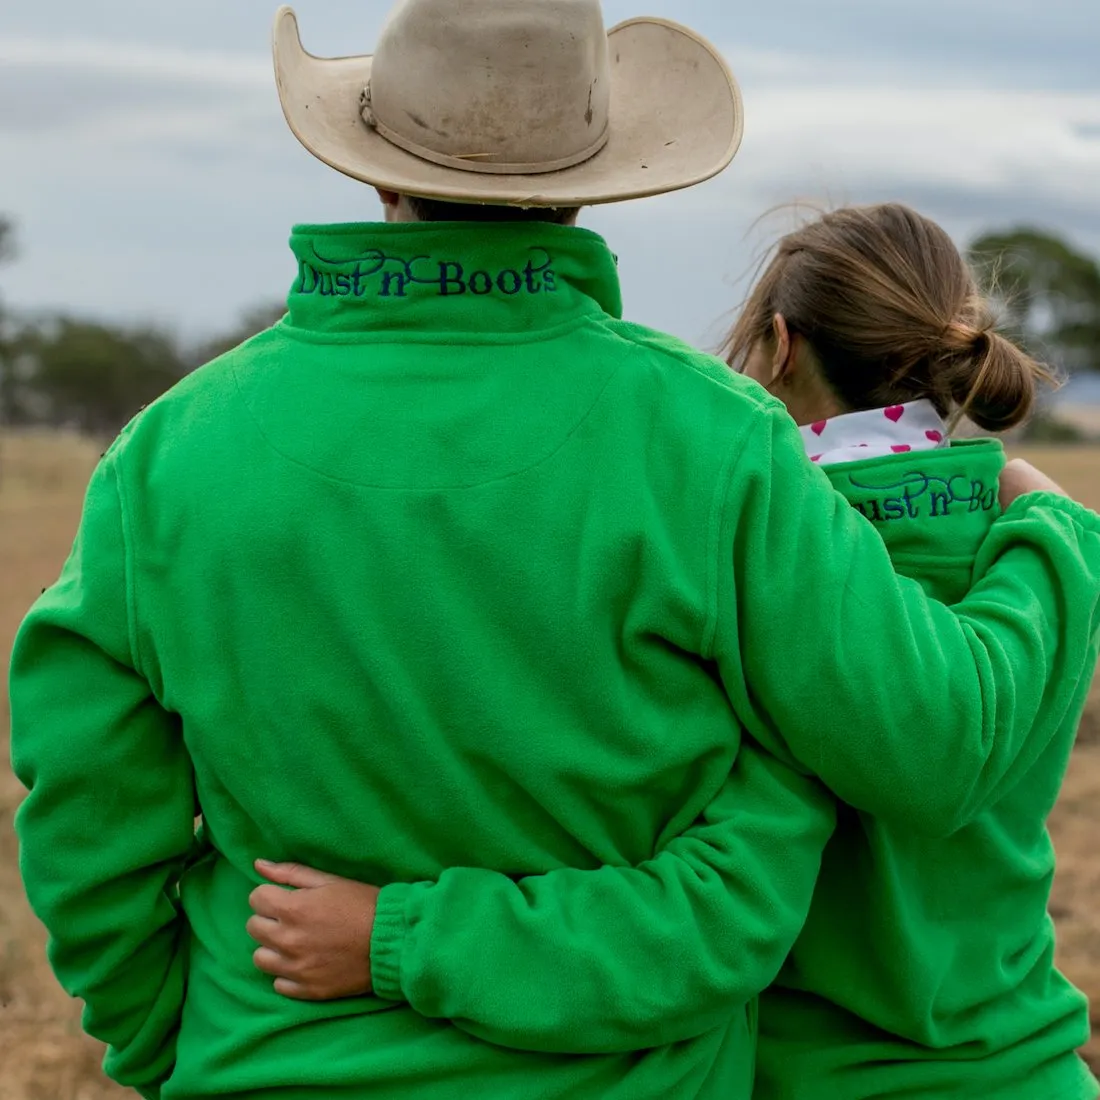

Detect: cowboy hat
[272, 0, 744, 207]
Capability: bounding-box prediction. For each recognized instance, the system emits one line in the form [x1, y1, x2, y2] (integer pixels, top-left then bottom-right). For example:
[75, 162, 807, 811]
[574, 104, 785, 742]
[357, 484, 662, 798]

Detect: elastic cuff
[371, 882, 413, 1003]
[1004, 490, 1100, 530]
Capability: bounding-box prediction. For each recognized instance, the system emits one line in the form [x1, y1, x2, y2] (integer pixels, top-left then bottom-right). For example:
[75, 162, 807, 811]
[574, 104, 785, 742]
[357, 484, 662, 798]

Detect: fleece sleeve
[9, 446, 196, 1100]
[370, 739, 835, 1054]
[716, 404, 1100, 837]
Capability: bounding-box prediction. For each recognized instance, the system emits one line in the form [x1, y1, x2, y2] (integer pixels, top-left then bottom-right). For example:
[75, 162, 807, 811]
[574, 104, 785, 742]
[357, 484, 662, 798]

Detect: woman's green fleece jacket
[753, 444, 1099, 1100]
[10, 223, 1100, 1100]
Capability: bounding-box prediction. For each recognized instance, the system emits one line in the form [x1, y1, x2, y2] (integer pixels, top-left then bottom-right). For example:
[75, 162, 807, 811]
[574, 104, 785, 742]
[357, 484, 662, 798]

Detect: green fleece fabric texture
[365, 442, 1100, 1099]
[752, 442, 1100, 1100]
[10, 223, 1100, 1100]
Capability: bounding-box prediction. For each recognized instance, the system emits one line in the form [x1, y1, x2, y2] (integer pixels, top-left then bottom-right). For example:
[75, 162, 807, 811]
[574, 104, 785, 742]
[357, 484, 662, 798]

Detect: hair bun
[942, 319, 991, 357]
[942, 314, 1042, 431]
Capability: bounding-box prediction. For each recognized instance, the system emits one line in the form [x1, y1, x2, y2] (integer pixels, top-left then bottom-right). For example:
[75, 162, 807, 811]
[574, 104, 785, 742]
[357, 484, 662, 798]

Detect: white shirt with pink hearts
[798, 399, 950, 467]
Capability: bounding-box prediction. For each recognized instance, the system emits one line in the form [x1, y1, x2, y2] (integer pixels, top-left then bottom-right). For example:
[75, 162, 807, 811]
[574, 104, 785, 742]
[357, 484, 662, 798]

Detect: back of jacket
[13, 224, 798, 1100]
[158, 226, 769, 1096]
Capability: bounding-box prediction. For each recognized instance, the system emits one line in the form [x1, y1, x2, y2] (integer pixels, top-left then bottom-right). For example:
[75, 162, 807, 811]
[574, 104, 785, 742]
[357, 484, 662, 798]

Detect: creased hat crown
[364, 0, 612, 174]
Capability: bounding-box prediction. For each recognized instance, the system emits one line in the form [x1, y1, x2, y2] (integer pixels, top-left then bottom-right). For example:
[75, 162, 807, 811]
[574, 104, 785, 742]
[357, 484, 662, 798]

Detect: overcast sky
[2, 0, 1098, 348]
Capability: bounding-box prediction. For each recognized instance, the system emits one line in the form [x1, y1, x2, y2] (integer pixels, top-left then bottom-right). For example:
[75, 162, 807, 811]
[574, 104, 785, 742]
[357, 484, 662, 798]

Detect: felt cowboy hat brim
[273, 8, 744, 207]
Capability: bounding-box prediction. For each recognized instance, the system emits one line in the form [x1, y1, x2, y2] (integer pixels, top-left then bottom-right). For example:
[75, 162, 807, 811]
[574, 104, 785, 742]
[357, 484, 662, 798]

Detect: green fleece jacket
[753, 442, 1100, 1100]
[10, 223, 1100, 1100]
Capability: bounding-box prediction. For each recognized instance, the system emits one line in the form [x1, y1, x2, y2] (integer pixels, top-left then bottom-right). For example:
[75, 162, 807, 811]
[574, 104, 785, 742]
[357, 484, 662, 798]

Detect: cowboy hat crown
[365, 0, 612, 175]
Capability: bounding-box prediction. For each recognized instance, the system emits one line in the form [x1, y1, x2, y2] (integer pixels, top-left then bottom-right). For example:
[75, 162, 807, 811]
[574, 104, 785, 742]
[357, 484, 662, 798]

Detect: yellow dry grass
[0, 433, 1097, 1096]
[0, 432, 127, 1099]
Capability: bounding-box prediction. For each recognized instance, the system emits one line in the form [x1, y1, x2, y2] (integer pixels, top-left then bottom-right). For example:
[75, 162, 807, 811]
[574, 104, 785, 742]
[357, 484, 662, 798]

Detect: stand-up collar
[825, 440, 1007, 564]
[284, 222, 623, 338]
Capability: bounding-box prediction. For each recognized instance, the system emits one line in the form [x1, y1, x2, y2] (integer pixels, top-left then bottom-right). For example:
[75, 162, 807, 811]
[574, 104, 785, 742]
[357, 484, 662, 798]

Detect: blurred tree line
[0, 217, 284, 437]
[0, 214, 1098, 439]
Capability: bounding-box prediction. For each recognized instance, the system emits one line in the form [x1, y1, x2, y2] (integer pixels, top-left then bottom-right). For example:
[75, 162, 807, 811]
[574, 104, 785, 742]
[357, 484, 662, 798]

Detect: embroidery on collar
[296, 246, 558, 300]
[798, 400, 949, 467]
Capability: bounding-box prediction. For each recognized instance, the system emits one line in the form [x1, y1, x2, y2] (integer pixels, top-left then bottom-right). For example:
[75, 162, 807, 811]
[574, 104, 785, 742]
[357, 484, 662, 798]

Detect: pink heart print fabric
[799, 400, 950, 467]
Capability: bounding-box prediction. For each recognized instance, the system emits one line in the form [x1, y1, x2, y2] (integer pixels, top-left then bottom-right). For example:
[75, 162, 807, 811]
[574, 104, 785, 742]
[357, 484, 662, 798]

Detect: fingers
[247, 912, 304, 953]
[274, 977, 323, 1002]
[246, 913, 281, 947]
[254, 949, 335, 1001]
[249, 884, 291, 919]
[256, 860, 335, 889]
[253, 946, 291, 978]
[1000, 459, 1068, 509]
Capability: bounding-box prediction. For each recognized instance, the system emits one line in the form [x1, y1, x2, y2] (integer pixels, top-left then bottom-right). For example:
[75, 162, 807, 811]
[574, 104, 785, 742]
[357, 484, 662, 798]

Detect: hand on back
[248, 860, 379, 1001]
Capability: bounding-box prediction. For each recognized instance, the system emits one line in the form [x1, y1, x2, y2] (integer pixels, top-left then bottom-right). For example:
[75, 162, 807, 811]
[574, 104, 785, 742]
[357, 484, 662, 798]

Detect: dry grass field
[0, 432, 1098, 1097]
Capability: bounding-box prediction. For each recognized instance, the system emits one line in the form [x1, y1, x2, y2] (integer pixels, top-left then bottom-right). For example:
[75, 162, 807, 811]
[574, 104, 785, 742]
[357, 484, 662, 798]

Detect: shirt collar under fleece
[799, 400, 950, 467]
[284, 221, 624, 339]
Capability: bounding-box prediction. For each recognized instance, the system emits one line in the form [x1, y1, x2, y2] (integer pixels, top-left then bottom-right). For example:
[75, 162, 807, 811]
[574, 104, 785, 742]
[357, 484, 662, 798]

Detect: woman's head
[724, 203, 1053, 431]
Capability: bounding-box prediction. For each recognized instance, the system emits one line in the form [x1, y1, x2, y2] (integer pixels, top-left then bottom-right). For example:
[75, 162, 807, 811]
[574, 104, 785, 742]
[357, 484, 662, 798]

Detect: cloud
[0, 21, 1098, 345]
[0, 34, 273, 147]
[9, 29, 1097, 198]
[702, 0, 1100, 91]
[736, 85, 1100, 204]
[0, 34, 269, 86]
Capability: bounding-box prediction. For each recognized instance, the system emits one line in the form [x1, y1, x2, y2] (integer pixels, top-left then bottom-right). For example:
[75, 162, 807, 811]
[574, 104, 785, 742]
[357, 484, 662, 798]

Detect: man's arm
[9, 445, 195, 1100]
[250, 740, 835, 1053]
[717, 407, 1100, 836]
[251, 416, 1100, 1055]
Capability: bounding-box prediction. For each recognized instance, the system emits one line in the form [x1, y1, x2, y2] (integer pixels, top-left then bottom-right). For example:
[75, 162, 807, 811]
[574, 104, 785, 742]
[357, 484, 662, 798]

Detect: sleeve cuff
[371, 882, 414, 1003]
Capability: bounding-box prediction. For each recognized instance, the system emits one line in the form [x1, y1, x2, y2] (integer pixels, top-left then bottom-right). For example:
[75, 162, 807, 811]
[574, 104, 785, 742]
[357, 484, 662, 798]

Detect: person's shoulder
[111, 323, 287, 463]
[600, 317, 776, 413]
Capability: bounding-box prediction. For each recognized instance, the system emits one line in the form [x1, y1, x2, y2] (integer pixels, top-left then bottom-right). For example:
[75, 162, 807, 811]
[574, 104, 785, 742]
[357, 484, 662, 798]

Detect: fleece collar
[284, 221, 623, 339]
[823, 439, 1006, 565]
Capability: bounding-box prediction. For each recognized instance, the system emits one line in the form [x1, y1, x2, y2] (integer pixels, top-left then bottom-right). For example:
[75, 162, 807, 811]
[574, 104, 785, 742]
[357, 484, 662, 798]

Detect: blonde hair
[722, 203, 1054, 431]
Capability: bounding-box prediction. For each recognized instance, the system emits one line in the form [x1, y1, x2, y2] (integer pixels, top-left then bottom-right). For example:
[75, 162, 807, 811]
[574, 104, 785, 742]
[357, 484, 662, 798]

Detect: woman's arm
[249, 740, 836, 1054]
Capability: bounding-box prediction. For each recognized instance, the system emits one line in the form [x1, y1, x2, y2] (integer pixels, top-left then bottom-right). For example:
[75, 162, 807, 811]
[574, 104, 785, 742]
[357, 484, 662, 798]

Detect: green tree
[10, 299, 285, 437]
[25, 319, 188, 436]
[969, 228, 1100, 373]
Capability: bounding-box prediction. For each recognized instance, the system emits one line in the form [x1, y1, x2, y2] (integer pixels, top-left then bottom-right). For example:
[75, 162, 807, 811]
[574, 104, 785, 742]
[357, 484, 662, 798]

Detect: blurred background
[1, 1, 1098, 1095]
[2, 0, 1100, 437]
